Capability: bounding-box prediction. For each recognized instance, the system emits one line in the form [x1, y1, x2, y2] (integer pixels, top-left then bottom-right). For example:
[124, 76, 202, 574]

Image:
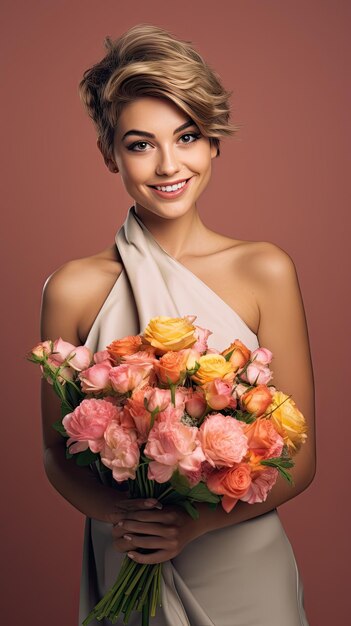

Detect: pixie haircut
[78, 23, 239, 162]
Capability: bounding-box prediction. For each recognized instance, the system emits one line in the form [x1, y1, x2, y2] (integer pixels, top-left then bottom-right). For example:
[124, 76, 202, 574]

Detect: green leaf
[170, 470, 191, 496]
[76, 448, 99, 466]
[188, 482, 220, 504]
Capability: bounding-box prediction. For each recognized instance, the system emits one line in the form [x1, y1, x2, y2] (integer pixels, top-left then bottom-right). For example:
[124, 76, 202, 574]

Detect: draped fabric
[79, 205, 309, 625]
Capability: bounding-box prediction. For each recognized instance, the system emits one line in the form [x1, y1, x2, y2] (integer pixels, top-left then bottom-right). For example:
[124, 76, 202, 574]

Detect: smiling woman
[40, 22, 315, 626]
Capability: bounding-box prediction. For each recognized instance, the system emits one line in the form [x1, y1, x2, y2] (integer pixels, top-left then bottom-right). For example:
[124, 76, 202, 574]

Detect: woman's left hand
[112, 501, 211, 564]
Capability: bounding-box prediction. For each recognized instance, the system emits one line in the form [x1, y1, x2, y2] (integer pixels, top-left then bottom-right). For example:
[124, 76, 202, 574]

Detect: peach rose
[154, 349, 191, 385]
[107, 335, 143, 361]
[207, 463, 252, 512]
[242, 417, 284, 463]
[240, 384, 273, 417]
[109, 362, 154, 393]
[221, 339, 251, 372]
[191, 354, 235, 385]
[199, 413, 248, 468]
[31, 340, 53, 360]
[143, 315, 197, 354]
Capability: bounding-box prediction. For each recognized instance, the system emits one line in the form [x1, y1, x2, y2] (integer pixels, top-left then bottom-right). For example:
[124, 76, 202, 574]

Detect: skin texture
[41, 96, 316, 565]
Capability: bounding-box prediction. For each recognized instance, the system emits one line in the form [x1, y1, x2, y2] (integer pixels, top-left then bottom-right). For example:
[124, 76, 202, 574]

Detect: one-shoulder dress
[79, 205, 309, 626]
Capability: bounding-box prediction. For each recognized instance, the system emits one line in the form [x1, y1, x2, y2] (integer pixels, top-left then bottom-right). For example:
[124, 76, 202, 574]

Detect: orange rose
[240, 384, 273, 417]
[221, 339, 251, 371]
[107, 335, 143, 361]
[207, 463, 252, 512]
[154, 349, 190, 385]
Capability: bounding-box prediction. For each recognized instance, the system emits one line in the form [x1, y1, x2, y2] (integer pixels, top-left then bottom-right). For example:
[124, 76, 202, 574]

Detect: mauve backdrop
[2, 1, 349, 624]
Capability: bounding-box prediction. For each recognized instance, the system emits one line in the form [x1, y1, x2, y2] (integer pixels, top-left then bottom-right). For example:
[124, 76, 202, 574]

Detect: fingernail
[127, 552, 135, 559]
[117, 521, 124, 527]
[124, 534, 132, 541]
[155, 502, 163, 509]
[145, 499, 158, 507]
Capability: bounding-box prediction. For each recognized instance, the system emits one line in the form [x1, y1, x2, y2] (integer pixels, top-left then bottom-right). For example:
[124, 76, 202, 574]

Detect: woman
[40, 24, 316, 626]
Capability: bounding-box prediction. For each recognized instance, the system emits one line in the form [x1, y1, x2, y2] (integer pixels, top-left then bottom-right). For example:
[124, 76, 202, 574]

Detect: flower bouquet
[28, 314, 307, 625]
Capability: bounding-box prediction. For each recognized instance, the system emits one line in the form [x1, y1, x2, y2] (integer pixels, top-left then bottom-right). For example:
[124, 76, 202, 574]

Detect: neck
[133, 203, 210, 261]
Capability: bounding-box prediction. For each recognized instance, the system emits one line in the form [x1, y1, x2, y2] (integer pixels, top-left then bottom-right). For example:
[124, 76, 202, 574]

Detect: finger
[118, 519, 173, 537]
[117, 498, 162, 511]
[123, 533, 175, 551]
[127, 548, 172, 565]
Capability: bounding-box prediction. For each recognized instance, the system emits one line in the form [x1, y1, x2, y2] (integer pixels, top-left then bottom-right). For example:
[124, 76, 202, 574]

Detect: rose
[267, 391, 307, 454]
[250, 347, 273, 365]
[107, 335, 144, 361]
[185, 388, 207, 419]
[109, 362, 154, 393]
[78, 362, 113, 393]
[31, 340, 53, 360]
[154, 348, 191, 384]
[199, 413, 248, 467]
[203, 378, 235, 410]
[190, 354, 235, 385]
[144, 419, 206, 483]
[100, 421, 140, 482]
[62, 398, 119, 454]
[240, 467, 279, 504]
[192, 325, 213, 353]
[207, 464, 252, 512]
[221, 339, 251, 371]
[240, 361, 273, 385]
[142, 315, 197, 354]
[240, 384, 273, 417]
[242, 417, 284, 463]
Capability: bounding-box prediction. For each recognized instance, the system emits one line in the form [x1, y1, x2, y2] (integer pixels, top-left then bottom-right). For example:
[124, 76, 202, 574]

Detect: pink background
[2, 1, 350, 624]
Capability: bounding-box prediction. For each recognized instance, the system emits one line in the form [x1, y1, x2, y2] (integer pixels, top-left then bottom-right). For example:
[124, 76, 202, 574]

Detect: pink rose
[240, 362, 273, 385]
[240, 466, 278, 504]
[94, 350, 113, 364]
[109, 362, 154, 393]
[144, 420, 206, 483]
[79, 362, 113, 393]
[192, 325, 213, 354]
[67, 346, 93, 371]
[62, 398, 119, 454]
[199, 413, 248, 468]
[100, 420, 140, 482]
[250, 347, 273, 365]
[51, 338, 76, 364]
[203, 379, 234, 410]
[185, 388, 207, 419]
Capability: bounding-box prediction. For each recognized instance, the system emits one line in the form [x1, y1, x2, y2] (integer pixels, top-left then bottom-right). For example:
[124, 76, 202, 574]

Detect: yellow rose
[143, 316, 197, 354]
[191, 354, 235, 385]
[268, 391, 308, 455]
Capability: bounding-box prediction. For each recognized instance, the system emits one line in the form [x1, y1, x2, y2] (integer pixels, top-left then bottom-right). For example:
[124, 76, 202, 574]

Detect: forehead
[117, 96, 190, 134]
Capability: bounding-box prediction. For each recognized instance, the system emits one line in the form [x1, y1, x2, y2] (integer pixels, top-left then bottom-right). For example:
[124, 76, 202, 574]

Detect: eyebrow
[121, 120, 197, 142]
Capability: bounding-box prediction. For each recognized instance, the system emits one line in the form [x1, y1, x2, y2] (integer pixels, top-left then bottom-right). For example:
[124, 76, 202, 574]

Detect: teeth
[155, 180, 187, 192]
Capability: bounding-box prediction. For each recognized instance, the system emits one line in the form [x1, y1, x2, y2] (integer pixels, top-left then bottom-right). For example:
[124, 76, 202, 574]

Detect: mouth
[147, 177, 193, 198]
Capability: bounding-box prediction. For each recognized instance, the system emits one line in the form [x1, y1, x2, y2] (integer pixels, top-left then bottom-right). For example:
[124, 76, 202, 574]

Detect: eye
[127, 132, 201, 152]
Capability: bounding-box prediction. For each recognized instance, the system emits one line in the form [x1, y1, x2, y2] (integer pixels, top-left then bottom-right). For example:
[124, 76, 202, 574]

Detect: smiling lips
[148, 177, 193, 198]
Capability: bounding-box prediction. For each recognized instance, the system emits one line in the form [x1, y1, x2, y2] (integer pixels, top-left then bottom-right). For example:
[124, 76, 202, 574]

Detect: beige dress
[79, 205, 309, 626]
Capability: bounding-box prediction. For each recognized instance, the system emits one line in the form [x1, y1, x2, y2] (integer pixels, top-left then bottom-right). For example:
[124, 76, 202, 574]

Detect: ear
[210, 141, 218, 159]
[97, 138, 119, 173]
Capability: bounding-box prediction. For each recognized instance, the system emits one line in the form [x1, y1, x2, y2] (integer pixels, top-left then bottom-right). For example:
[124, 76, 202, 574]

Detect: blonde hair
[78, 23, 240, 161]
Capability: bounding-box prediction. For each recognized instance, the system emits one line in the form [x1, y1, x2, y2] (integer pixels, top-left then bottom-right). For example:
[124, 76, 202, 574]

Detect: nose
[155, 145, 180, 177]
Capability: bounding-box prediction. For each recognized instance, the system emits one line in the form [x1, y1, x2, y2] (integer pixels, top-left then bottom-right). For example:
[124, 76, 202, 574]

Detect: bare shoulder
[41, 245, 123, 344]
[237, 239, 297, 282]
